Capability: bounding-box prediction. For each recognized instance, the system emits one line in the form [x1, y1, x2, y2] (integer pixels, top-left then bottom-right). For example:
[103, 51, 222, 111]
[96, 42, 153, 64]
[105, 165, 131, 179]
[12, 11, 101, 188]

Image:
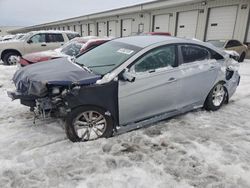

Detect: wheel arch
[205, 80, 228, 105]
[1, 49, 22, 60]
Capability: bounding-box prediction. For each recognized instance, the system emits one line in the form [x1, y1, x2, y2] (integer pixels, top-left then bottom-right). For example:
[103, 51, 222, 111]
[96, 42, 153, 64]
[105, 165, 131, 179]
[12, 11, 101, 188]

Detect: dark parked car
[8, 36, 240, 142]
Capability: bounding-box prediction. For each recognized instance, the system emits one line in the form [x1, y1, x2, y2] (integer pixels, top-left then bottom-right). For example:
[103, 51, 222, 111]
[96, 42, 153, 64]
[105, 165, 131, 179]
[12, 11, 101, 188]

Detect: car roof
[207, 39, 227, 42]
[114, 35, 205, 48]
[114, 35, 226, 56]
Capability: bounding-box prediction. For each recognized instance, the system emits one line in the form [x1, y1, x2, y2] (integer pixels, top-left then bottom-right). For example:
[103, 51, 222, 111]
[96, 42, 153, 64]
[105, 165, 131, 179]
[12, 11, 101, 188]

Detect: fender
[64, 81, 119, 127]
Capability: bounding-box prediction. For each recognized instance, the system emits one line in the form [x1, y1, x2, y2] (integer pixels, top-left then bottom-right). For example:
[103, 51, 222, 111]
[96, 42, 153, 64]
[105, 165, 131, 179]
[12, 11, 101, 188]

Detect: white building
[9, 0, 250, 43]
[0, 26, 22, 36]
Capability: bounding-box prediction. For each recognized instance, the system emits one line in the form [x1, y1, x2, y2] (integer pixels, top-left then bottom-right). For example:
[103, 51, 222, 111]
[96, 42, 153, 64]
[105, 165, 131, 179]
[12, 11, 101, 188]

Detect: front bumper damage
[7, 81, 119, 128]
[7, 91, 37, 107]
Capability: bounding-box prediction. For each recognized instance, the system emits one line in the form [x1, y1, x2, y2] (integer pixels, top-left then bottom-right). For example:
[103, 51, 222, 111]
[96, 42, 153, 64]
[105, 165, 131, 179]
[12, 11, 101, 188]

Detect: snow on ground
[0, 60, 250, 188]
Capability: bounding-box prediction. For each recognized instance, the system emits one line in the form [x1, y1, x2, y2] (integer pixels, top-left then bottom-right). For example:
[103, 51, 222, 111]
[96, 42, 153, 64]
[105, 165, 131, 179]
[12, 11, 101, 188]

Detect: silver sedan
[9, 36, 240, 142]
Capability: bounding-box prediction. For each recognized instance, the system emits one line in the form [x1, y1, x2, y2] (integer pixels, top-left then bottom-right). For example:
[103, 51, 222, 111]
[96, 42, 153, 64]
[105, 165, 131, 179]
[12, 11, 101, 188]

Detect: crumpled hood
[22, 50, 66, 63]
[13, 57, 101, 97]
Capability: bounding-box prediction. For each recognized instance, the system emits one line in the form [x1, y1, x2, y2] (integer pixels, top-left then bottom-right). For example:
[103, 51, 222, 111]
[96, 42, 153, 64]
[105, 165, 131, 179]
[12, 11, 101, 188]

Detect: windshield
[75, 41, 142, 75]
[207, 40, 226, 48]
[21, 33, 33, 41]
[61, 41, 83, 56]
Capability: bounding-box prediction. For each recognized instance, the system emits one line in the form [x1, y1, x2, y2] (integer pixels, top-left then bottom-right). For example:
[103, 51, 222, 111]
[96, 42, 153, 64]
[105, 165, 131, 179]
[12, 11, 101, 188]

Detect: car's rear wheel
[65, 106, 113, 142]
[239, 52, 246, 63]
[3, 52, 20, 65]
[204, 83, 226, 111]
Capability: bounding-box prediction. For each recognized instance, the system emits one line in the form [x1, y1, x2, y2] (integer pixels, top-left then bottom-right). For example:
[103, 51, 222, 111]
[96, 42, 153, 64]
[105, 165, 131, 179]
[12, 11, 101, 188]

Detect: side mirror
[229, 54, 239, 62]
[122, 69, 135, 82]
[27, 39, 32, 44]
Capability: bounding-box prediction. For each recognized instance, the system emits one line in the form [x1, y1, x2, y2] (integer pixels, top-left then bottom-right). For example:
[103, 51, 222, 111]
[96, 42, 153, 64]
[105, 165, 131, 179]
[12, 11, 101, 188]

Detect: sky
[0, 0, 156, 27]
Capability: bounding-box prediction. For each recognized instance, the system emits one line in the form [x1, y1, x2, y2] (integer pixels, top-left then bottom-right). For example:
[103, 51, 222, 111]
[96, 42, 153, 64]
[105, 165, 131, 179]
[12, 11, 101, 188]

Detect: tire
[239, 52, 246, 63]
[65, 106, 114, 142]
[204, 83, 226, 111]
[3, 52, 20, 65]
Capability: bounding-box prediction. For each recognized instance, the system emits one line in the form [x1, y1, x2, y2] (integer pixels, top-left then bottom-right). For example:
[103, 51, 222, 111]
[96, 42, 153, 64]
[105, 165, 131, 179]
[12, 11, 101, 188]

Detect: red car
[19, 37, 112, 66]
[144, 32, 171, 36]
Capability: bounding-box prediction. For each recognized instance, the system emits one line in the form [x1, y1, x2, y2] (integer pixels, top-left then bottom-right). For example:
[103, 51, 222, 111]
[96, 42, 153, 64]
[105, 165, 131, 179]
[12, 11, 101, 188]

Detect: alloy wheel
[212, 84, 225, 107]
[73, 111, 107, 141]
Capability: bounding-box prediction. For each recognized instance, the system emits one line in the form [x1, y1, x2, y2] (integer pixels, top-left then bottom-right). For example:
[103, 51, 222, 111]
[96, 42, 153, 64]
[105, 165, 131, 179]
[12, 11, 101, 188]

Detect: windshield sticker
[117, 48, 134, 55]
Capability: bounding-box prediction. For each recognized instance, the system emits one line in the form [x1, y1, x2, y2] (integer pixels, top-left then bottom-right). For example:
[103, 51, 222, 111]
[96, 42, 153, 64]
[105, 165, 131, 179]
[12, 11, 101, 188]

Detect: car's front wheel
[65, 106, 114, 142]
[204, 83, 226, 111]
[3, 52, 20, 65]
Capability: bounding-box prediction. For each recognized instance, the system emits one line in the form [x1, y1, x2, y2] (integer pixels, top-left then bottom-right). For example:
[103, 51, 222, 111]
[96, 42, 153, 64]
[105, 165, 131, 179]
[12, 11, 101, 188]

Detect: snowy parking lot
[0, 60, 250, 188]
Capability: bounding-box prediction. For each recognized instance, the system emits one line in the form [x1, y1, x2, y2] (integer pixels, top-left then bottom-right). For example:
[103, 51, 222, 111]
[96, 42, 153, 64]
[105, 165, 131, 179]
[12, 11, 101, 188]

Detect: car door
[24, 33, 47, 54]
[45, 33, 65, 50]
[177, 44, 219, 108]
[118, 45, 182, 126]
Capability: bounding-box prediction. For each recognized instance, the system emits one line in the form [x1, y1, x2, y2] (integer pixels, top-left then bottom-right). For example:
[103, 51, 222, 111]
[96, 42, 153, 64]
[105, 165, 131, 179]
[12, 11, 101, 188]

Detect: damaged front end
[7, 57, 104, 120]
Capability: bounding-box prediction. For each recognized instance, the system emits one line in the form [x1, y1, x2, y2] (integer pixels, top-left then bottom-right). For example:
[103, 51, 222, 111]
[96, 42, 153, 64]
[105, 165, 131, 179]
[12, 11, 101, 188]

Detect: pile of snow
[0, 61, 250, 187]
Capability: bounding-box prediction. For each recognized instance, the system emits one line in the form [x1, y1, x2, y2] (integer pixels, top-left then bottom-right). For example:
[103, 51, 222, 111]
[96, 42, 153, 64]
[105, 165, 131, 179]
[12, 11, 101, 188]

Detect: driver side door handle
[168, 77, 177, 82]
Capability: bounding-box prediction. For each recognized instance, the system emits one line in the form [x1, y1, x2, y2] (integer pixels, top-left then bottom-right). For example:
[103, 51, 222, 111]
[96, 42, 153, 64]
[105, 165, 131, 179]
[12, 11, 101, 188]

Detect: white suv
[0, 30, 80, 65]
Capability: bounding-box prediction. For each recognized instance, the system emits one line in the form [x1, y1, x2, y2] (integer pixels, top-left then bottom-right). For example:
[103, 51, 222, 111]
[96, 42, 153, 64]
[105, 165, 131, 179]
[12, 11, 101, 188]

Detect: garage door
[108, 20, 117, 37]
[75, 25, 81, 36]
[176, 10, 199, 38]
[70, 25, 74, 32]
[97, 22, 106, 37]
[88, 23, 96, 36]
[206, 6, 238, 41]
[122, 19, 133, 37]
[81, 24, 88, 36]
[153, 14, 170, 32]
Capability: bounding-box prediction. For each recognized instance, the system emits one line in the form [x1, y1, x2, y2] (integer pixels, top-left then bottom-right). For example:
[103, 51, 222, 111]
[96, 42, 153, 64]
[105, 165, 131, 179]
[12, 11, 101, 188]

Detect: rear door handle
[209, 66, 216, 70]
[168, 77, 177, 82]
[41, 44, 47, 47]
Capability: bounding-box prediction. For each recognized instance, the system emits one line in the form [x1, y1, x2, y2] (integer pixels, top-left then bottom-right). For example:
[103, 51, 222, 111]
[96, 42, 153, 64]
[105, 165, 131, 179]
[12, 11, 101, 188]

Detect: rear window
[67, 33, 80, 40]
[61, 42, 83, 56]
[210, 49, 224, 60]
[46, 34, 64, 43]
[207, 40, 226, 48]
[181, 45, 210, 63]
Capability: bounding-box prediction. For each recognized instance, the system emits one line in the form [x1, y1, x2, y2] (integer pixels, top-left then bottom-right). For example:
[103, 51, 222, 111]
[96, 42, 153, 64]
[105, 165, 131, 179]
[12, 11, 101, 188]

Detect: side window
[181, 45, 209, 64]
[133, 45, 177, 73]
[46, 34, 64, 43]
[29, 34, 46, 43]
[54, 34, 64, 42]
